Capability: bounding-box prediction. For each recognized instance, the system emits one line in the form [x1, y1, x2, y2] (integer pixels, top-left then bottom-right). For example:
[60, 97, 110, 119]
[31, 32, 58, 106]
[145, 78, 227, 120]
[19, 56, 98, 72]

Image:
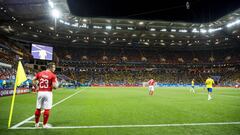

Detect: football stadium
[0, 0, 240, 134]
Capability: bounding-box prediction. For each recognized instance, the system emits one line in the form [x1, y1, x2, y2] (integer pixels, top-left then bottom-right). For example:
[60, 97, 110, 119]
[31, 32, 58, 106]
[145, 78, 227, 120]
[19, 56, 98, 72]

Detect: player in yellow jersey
[190, 79, 195, 94]
[205, 76, 215, 100]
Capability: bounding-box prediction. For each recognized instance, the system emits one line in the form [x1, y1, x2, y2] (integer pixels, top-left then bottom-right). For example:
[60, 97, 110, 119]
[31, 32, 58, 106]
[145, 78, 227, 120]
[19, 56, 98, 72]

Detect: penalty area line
[10, 121, 240, 130]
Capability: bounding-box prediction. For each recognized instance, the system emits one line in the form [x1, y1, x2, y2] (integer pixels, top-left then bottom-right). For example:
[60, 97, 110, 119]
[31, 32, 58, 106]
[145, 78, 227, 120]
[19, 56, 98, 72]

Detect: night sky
[67, 0, 240, 23]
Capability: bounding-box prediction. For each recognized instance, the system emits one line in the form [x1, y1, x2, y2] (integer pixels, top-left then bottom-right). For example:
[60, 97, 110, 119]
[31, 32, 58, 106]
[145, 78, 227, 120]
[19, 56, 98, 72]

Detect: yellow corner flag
[8, 61, 27, 128]
[15, 61, 27, 86]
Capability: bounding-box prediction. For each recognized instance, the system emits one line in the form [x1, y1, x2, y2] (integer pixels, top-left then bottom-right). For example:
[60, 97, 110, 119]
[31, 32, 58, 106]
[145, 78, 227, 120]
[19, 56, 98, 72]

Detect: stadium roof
[67, 0, 240, 23]
[0, 0, 239, 48]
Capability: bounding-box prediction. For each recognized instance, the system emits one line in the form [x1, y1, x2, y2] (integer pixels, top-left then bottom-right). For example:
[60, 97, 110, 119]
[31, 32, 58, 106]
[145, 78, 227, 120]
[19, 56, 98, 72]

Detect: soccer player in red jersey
[148, 79, 155, 96]
[32, 62, 58, 128]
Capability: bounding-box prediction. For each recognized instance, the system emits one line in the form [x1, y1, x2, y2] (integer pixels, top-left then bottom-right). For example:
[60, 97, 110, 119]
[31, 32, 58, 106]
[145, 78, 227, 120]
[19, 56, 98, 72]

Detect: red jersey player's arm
[52, 75, 58, 89]
[32, 74, 39, 90]
[32, 72, 40, 85]
[32, 76, 37, 84]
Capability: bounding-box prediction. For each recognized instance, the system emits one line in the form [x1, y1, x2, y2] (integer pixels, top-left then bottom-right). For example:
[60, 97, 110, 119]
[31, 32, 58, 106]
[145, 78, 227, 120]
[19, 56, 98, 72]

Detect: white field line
[25, 121, 42, 123]
[10, 121, 240, 130]
[10, 90, 83, 129]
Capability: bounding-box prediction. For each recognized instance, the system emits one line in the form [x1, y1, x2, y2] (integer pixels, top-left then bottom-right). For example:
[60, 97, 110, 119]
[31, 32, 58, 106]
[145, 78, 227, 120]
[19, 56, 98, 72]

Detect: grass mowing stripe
[10, 90, 83, 129]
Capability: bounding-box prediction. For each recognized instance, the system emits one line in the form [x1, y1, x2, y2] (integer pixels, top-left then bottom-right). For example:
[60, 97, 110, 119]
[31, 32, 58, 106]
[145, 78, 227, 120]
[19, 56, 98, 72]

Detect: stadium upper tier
[55, 47, 240, 66]
[0, 0, 240, 47]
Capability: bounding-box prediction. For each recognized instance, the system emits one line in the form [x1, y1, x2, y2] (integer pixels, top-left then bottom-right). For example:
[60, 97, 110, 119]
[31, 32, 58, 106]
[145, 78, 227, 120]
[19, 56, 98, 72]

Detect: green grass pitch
[0, 87, 240, 135]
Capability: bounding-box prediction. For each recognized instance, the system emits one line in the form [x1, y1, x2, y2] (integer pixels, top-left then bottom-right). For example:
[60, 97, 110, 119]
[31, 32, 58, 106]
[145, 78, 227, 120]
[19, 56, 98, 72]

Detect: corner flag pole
[8, 61, 27, 128]
[7, 80, 18, 128]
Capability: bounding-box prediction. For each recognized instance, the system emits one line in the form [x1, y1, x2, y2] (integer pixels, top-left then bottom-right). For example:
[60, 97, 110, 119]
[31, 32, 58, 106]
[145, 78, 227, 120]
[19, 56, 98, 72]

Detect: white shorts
[148, 86, 154, 91]
[36, 91, 52, 110]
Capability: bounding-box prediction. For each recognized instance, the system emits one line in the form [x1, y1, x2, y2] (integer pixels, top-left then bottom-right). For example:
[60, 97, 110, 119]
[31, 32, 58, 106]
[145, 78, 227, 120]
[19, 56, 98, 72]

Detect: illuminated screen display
[31, 44, 53, 60]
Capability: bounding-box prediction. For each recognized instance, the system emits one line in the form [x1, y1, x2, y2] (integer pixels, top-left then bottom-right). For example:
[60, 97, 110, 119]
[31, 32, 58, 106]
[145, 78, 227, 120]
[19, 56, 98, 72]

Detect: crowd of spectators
[56, 47, 240, 65]
[60, 66, 239, 86]
[0, 37, 239, 89]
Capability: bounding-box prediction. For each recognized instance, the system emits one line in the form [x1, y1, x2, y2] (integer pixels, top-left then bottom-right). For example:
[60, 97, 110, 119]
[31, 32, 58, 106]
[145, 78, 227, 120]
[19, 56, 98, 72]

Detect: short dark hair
[47, 62, 55, 69]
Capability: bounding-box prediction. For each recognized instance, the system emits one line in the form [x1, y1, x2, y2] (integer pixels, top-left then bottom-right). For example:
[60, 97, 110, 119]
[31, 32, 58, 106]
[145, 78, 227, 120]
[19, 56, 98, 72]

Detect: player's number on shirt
[39, 78, 49, 88]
